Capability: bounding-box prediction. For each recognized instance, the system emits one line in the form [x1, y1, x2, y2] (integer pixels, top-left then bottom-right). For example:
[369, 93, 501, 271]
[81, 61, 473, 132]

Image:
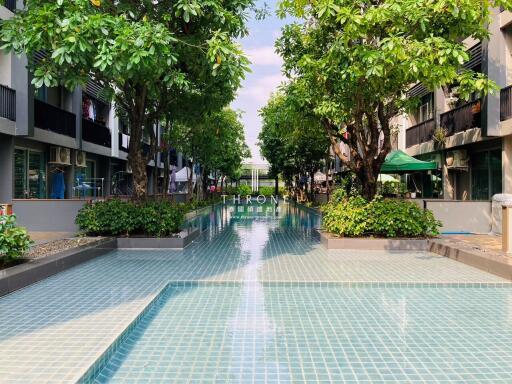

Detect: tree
[276, 0, 510, 199]
[170, 108, 250, 199]
[259, 87, 329, 201]
[1, 0, 252, 198]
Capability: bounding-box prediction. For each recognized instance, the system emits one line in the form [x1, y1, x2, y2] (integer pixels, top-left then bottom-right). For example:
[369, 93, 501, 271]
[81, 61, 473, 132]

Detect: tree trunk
[359, 168, 378, 201]
[163, 149, 170, 196]
[127, 87, 148, 200]
[274, 176, 279, 197]
[310, 169, 315, 201]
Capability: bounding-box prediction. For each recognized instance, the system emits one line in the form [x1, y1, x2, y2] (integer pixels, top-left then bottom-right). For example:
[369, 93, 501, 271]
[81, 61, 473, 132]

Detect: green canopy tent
[380, 150, 437, 174]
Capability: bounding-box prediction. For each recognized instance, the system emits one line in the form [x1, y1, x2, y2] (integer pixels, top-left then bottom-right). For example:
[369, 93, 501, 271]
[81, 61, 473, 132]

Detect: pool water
[2, 202, 512, 383]
[92, 282, 512, 383]
[87, 203, 512, 383]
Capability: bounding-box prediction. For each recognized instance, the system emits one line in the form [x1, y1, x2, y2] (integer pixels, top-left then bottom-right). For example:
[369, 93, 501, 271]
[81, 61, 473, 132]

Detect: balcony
[3, 0, 15, 12]
[405, 119, 435, 148]
[440, 99, 481, 136]
[0, 84, 15, 121]
[34, 99, 76, 138]
[501, 85, 512, 121]
[82, 118, 111, 147]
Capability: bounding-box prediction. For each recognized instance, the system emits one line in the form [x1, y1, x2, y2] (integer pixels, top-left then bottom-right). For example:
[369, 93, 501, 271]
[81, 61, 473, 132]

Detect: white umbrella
[378, 174, 399, 183]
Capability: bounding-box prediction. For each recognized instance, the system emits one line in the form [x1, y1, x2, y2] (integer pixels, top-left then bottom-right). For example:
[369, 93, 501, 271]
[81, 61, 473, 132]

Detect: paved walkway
[0, 205, 510, 383]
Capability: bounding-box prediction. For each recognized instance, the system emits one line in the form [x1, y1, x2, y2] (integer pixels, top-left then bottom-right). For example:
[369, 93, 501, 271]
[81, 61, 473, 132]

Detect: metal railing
[3, 0, 16, 12]
[440, 99, 481, 136]
[501, 85, 512, 121]
[405, 118, 435, 147]
[82, 118, 111, 147]
[34, 99, 76, 138]
[0, 84, 15, 121]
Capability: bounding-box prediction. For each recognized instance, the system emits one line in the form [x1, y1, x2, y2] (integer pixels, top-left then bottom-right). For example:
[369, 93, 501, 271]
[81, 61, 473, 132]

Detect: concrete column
[484, 8, 507, 137]
[71, 87, 82, 148]
[11, 55, 33, 136]
[0, 134, 14, 203]
[442, 152, 455, 200]
[503, 205, 512, 254]
[110, 104, 119, 158]
[503, 135, 512, 193]
[434, 88, 445, 128]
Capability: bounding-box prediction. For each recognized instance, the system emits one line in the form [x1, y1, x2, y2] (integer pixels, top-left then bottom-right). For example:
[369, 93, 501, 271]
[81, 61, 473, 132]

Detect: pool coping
[116, 228, 200, 249]
[319, 231, 430, 251]
[0, 237, 116, 297]
[429, 238, 512, 280]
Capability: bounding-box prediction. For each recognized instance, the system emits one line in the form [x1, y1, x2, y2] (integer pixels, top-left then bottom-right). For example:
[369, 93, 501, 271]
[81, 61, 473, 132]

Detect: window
[14, 148, 46, 199]
[415, 93, 434, 123]
[471, 149, 502, 200]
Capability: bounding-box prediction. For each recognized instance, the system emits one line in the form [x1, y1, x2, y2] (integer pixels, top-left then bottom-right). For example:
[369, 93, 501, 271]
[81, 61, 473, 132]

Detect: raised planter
[117, 228, 200, 249]
[0, 238, 116, 297]
[320, 231, 429, 251]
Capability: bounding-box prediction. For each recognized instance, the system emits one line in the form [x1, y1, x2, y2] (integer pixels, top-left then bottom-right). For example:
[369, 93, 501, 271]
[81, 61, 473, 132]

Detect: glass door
[13, 149, 46, 199]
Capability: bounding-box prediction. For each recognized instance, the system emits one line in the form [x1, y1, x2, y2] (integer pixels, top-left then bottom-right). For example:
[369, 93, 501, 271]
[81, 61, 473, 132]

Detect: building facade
[396, 8, 512, 201]
[0, 2, 184, 206]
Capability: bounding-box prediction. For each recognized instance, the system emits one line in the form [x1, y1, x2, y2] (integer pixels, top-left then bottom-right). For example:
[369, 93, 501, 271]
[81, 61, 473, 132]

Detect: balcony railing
[82, 118, 111, 147]
[440, 99, 481, 136]
[0, 84, 15, 121]
[34, 99, 76, 138]
[501, 85, 512, 121]
[3, 0, 15, 12]
[405, 119, 435, 148]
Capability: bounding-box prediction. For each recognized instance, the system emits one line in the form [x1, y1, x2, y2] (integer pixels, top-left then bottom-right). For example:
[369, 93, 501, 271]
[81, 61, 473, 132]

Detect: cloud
[238, 74, 285, 105]
[245, 46, 283, 67]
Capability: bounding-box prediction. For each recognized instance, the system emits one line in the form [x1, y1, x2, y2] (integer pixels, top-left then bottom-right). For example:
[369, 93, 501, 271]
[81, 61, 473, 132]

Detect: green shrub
[322, 196, 441, 238]
[76, 199, 185, 237]
[258, 186, 274, 197]
[0, 214, 32, 262]
[238, 184, 252, 196]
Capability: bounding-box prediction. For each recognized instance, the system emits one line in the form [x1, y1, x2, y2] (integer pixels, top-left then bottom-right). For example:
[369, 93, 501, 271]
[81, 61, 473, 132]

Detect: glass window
[14, 149, 46, 199]
[471, 150, 502, 200]
[490, 149, 502, 197]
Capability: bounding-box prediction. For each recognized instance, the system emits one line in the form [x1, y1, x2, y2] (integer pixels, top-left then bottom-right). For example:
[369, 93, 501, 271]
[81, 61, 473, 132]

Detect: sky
[231, 0, 289, 164]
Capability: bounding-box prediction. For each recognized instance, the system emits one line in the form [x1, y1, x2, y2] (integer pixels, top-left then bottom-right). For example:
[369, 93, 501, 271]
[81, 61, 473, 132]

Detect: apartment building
[396, 8, 512, 201]
[0, 2, 183, 207]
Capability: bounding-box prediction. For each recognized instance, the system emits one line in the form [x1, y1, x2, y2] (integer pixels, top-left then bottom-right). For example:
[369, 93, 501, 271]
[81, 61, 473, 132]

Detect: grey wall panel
[12, 199, 88, 232]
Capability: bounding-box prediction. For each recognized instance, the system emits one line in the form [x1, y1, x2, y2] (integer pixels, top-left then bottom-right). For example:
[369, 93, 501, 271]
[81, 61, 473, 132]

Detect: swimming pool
[1, 202, 512, 383]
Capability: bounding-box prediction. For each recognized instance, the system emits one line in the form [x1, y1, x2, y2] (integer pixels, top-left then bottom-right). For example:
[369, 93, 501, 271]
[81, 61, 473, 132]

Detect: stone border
[0, 238, 116, 297]
[320, 231, 429, 251]
[116, 228, 200, 249]
[429, 239, 512, 280]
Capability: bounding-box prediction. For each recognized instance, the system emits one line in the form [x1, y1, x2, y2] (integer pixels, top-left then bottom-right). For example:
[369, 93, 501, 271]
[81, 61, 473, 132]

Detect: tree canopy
[276, 0, 511, 199]
[170, 108, 250, 198]
[259, 85, 329, 199]
[1, 0, 253, 197]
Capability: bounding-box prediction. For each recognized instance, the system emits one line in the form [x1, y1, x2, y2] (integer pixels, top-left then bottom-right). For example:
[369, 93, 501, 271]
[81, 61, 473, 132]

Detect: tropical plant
[322, 196, 441, 238]
[276, 0, 509, 199]
[0, 214, 32, 262]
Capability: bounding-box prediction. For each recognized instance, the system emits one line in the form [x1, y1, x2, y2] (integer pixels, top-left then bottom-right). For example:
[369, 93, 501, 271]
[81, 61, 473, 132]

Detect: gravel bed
[25, 237, 104, 260]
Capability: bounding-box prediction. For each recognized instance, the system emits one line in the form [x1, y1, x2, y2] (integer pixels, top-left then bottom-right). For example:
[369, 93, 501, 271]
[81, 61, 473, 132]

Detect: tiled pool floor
[94, 283, 512, 383]
[0, 203, 510, 383]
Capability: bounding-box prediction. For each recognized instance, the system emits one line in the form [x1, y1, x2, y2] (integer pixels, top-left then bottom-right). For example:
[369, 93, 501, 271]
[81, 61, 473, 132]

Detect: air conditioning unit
[446, 150, 469, 169]
[75, 150, 87, 168]
[49, 146, 71, 165]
